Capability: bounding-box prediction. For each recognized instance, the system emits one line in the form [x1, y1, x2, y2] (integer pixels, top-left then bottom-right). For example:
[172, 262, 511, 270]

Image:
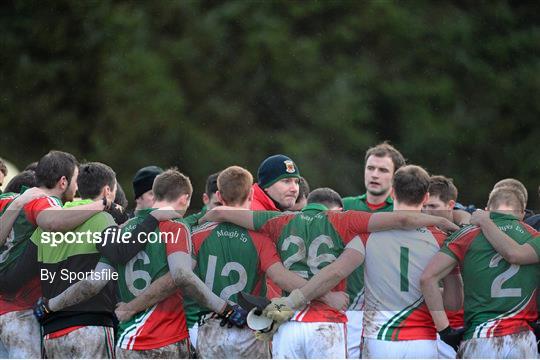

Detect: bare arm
[296, 248, 363, 306]
[471, 210, 539, 265]
[200, 206, 255, 229]
[452, 209, 471, 226]
[37, 200, 106, 232]
[266, 262, 308, 292]
[367, 211, 459, 233]
[115, 273, 177, 322]
[420, 253, 458, 331]
[49, 262, 113, 311]
[167, 252, 227, 313]
[442, 273, 463, 311]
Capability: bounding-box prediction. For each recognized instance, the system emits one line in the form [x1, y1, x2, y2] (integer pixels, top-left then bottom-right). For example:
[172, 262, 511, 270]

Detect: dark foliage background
[2, 0, 539, 210]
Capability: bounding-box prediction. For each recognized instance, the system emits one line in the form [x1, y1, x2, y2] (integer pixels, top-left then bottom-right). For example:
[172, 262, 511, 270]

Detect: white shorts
[0, 309, 41, 358]
[458, 331, 537, 359]
[44, 326, 115, 359]
[436, 333, 457, 359]
[196, 318, 270, 358]
[188, 322, 198, 353]
[272, 321, 347, 359]
[361, 338, 438, 358]
[117, 338, 190, 359]
[346, 310, 363, 359]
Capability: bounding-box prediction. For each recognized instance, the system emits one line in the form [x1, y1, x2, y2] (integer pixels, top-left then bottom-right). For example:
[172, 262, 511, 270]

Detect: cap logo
[284, 160, 296, 173]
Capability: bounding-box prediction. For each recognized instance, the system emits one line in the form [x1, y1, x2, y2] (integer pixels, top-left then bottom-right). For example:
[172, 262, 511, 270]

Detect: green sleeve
[526, 236, 540, 260]
[342, 196, 357, 211]
[253, 210, 282, 231]
[30, 228, 41, 245]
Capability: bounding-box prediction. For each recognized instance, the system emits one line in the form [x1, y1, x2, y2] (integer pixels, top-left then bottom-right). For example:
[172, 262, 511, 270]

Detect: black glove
[439, 326, 465, 351]
[33, 297, 53, 323]
[218, 304, 248, 328]
[107, 203, 129, 224]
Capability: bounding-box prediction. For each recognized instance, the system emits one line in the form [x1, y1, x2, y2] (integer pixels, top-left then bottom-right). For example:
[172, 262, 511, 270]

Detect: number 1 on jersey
[400, 246, 409, 292]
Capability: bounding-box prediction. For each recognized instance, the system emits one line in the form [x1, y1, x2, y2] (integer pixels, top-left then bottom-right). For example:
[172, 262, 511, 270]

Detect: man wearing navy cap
[132, 165, 163, 213]
[251, 154, 300, 211]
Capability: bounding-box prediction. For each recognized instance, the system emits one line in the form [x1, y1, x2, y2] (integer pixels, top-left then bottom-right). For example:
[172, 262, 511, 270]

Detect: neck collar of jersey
[490, 211, 520, 221]
[301, 203, 328, 213]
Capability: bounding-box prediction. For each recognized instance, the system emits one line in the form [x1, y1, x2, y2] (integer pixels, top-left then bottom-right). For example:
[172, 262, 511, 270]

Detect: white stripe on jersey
[191, 221, 219, 236]
[473, 292, 534, 338]
[118, 305, 157, 350]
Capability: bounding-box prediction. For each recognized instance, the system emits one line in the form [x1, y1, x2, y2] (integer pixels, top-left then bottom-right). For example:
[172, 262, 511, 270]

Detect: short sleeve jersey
[0, 194, 60, 315]
[441, 212, 540, 340]
[190, 221, 280, 316]
[342, 193, 394, 310]
[361, 225, 447, 341]
[253, 203, 372, 323]
[105, 209, 191, 350]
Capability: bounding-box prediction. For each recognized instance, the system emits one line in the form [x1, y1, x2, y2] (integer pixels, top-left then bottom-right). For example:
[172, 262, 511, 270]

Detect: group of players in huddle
[0, 142, 539, 359]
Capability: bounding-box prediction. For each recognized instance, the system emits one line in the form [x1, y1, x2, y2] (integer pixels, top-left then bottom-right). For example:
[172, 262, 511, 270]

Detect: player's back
[442, 216, 540, 340]
[113, 210, 189, 351]
[363, 226, 445, 341]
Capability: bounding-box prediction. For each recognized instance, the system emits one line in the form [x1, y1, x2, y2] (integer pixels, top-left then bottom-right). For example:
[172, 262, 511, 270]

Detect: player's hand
[115, 302, 136, 322]
[254, 321, 279, 342]
[438, 326, 465, 351]
[438, 218, 460, 233]
[150, 206, 181, 222]
[319, 291, 349, 311]
[470, 209, 491, 227]
[33, 297, 52, 323]
[219, 304, 248, 328]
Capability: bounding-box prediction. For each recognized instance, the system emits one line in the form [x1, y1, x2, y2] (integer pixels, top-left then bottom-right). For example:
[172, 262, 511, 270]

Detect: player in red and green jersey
[192, 166, 332, 358]
[421, 187, 539, 358]
[203, 184, 458, 358]
[0, 151, 108, 358]
[342, 142, 405, 358]
[44, 169, 246, 358]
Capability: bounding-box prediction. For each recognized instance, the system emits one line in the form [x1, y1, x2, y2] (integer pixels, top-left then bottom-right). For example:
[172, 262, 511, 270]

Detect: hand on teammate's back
[16, 187, 46, 205]
[115, 302, 136, 322]
[319, 291, 349, 311]
[438, 217, 460, 233]
[438, 326, 465, 351]
[470, 209, 491, 227]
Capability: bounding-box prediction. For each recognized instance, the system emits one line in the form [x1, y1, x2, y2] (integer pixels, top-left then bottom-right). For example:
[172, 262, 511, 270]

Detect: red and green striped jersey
[191, 221, 280, 317]
[441, 212, 540, 340]
[253, 203, 372, 323]
[342, 193, 393, 311]
[104, 208, 190, 350]
[361, 225, 447, 341]
[0, 194, 60, 315]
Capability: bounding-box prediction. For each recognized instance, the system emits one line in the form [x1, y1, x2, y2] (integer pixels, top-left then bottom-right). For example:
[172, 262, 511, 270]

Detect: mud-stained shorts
[44, 326, 115, 359]
[361, 338, 438, 358]
[458, 330, 537, 359]
[0, 309, 41, 358]
[346, 310, 363, 359]
[117, 338, 191, 359]
[197, 318, 270, 359]
[272, 321, 347, 359]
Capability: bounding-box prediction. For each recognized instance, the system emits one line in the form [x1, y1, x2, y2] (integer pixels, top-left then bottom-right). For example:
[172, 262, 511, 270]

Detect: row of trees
[2, 1, 540, 209]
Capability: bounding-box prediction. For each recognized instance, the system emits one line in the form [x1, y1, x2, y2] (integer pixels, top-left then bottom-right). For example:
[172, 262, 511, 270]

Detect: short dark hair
[35, 151, 78, 189]
[153, 169, 193, 202]
[488, 187, 525, 212]
[365, 141, 406, 173]
[115, 182, 128, 209]
[217, 166, 253, 206]
[428, 175, 458, 203]
[297, 177, 310, 202]
[0, 159, 7, 176]
[393, 165, 430, 206]
[493, 178, 527, 204]
[4, 170, 37, 194]
[205, 172, 221, 196]
[77, 162, 116, 199]
[24, 162, 38, 172]
[307, 187, 343, 209]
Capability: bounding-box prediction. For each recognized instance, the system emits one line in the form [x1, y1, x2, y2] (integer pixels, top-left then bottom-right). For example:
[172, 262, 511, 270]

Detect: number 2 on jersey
[204, 255, 248, 300]
[489, 253, 521, 298]
[282, 234, 337, 278]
